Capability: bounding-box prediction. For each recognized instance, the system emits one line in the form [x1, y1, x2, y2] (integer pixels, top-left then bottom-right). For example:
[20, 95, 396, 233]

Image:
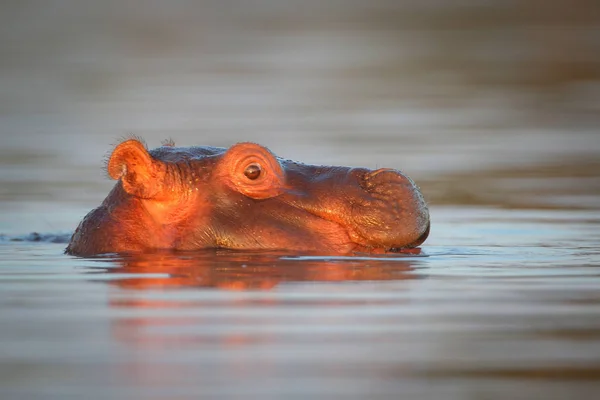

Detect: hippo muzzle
[277, 165, 430, 252]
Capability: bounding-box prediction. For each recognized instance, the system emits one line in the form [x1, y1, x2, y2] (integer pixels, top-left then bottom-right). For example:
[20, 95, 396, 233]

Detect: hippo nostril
[362, 168, 408, 192]
[366, 168, 395, 178]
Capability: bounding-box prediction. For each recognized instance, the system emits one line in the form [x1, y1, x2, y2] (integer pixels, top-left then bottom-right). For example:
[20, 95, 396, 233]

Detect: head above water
[66, 138, 430, 256]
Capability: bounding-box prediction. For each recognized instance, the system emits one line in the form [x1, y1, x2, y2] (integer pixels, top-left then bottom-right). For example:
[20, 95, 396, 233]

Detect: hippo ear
[107, 139, 164, 198]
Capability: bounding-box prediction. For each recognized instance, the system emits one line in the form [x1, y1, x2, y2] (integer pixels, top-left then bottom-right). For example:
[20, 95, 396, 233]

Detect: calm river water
[1, 1, 600, 399]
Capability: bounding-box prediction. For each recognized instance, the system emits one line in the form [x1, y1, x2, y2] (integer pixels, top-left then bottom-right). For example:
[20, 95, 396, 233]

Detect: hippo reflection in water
[66, 138, 429, 256]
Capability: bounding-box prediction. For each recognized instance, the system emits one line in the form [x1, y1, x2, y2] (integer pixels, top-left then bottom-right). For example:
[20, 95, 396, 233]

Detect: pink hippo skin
[66, 139, 429, 256]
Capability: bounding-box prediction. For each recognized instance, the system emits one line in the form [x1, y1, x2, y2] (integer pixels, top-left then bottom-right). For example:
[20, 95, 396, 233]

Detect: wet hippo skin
[66, 139, 430, 256]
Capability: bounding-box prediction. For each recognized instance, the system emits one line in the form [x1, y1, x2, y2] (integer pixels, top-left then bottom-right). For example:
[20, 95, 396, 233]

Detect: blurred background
[2, 3, 600, 399]
[1, 0, 599, 232]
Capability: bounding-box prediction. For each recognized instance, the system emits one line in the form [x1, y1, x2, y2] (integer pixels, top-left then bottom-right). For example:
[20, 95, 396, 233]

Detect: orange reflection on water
[102, 250, 422, 291]
[101, 251, 421, 344]
[94, 251, 423, 388]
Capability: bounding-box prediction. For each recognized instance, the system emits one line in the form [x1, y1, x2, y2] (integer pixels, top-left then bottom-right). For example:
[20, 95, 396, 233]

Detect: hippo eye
[244, 163, 262, 180]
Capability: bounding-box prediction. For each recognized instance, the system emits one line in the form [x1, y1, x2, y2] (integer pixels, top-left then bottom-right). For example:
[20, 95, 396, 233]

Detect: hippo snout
[348, 168, 430, 249]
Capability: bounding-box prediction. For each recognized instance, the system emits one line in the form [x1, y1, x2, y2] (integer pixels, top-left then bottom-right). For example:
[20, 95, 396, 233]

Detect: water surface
[1, 208, 599, 399]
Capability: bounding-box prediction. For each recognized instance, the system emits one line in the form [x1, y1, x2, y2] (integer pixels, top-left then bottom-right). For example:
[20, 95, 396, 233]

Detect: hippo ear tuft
[107, 139, 162, 198]
[161, 138, 176, 147]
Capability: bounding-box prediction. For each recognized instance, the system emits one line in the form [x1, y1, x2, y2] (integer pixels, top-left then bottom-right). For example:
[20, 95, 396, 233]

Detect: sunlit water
[1, 208, 599, 399]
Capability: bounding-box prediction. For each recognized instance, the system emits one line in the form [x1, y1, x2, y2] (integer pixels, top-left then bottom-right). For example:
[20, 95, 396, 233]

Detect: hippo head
[66, 139, 429, 256]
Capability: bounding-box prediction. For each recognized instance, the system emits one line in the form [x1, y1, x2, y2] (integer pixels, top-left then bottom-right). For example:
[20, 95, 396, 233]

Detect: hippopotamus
[66, 138, 429, 256]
